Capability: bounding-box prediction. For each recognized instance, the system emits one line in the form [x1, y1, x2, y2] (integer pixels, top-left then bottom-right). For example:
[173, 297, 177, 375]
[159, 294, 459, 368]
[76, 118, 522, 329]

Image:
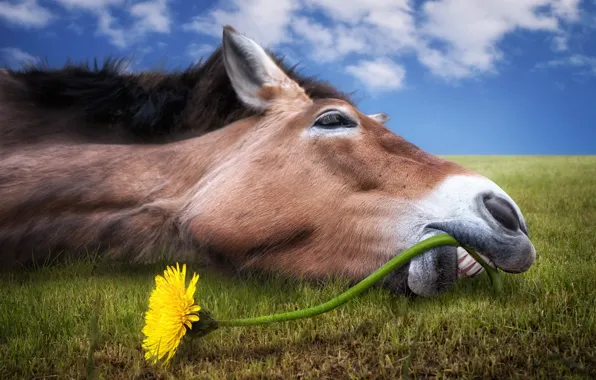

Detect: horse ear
[368, 113, 390, 124]
[222, 25, 301, 112]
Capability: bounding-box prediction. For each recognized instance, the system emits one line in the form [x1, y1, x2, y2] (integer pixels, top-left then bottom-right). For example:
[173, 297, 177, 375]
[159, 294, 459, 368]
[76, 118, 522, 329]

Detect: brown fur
[0, 50, 349, 147]
[0, 44, 470, 283]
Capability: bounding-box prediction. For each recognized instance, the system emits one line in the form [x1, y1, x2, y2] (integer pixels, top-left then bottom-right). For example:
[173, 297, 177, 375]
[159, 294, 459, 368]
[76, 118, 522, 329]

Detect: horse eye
[313, 111, 356, 129]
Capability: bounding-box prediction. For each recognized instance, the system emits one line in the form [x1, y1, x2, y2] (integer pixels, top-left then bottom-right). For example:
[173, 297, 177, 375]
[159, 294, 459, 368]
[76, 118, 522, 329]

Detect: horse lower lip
[405, 244, 460, 296]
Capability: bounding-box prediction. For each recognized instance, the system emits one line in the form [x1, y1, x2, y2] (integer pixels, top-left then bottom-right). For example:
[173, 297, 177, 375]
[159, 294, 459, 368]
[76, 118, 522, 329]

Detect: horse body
[0, 26, 535, 296]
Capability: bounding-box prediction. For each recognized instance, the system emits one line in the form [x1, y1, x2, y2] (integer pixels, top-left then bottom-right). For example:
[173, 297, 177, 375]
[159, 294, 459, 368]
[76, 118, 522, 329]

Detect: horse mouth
[402, 224, 535, 297]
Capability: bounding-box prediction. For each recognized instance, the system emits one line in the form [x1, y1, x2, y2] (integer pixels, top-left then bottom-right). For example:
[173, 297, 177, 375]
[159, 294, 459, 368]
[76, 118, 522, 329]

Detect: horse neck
[0, 119, 246, 268]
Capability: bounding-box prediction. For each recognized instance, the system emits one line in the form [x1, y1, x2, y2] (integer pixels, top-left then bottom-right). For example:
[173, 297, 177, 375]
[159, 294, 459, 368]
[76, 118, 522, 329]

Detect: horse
[0, 26, 535, 297]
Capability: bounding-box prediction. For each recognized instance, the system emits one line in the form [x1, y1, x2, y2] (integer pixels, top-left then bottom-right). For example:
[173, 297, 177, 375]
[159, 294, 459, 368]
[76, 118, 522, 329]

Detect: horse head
[0, 26, 535, 297]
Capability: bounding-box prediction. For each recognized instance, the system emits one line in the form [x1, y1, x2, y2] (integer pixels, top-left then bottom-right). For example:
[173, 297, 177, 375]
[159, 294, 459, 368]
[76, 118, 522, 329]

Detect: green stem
[218, 234, 460, 328]
[465, 247, 503, 294]
[190, 234, 503, 338]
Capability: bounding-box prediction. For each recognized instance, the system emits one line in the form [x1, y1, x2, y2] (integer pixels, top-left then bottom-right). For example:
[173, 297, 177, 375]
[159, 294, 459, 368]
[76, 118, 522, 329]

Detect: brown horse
[0, 26, 535, 296]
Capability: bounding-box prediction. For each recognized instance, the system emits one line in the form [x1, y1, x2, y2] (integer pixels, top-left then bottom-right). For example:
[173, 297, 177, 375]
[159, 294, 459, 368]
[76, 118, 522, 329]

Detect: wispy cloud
[535, 54, 596, 77]
[95, 10, 127, 48]
[66, 22, 84, 35]
[0, 0, 53, 28]
[0, 0, 590, 93]
[182, 0, 299, 47]
[56, 0, 127, 47]
[2, 0, 173, 49]
[0, 47, 38, 69]
[415, 0, 580, 80]
[184, 0, 584, 90]
[551, 34, 570, 52]
[56, 0, 123, 9]
[187, 43, 214, 60]
[346, 58, 406, 91]
[130, 0, 171, 34]
[55, 0, 172, 48]
[290, 17, 372, 62]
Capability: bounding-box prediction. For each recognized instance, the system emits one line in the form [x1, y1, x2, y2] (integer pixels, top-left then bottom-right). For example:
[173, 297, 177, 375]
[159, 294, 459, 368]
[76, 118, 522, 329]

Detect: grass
[1, 156, 595, 379]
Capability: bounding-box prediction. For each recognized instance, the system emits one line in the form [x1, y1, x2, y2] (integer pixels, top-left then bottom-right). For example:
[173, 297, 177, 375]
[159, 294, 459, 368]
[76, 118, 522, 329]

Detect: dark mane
[5, 47, 353, 142]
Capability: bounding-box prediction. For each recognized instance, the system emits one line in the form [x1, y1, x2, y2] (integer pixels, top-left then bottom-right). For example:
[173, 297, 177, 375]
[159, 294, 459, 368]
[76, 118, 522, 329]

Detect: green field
[1, 156, 595, 379]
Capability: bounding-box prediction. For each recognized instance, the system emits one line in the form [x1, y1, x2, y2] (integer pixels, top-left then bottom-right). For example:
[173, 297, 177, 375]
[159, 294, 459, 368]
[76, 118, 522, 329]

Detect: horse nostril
[483, 194, 520, 232]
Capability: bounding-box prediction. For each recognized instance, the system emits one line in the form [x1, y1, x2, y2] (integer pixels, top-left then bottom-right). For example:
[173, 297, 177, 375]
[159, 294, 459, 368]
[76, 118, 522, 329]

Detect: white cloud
[364, 5, 418, 52]
[535, 54, 596, 76]
[416, 0, 574, 79]
[551, 0, 581, 22]
[333, 25, 371, 56]
[96, 10, 127, 48]
[187, 43, 214, 60]
[346, 58, 406, 91]
[290, 18, 369, 62]
[0, 47, 38, 68]
[184, 0, 583, 90]
[56, 0, 124, 10]
[66, 22, 84, 35]
[56, 0, 128, 47]
[304, 0, 411, 24]
[183, 0, 419, 91]
[538, 54, 596, 68]
[130, 0, 171, 34]
[416, 45, 474, 79]
[2, 0, 587, 92]
[291, 17, 334, 57]
[183, 0, 299, 47]
[551, 34, 569, 51]
[1, 0, 174, 50]
[55, 0, 171, 48]
[295, 0, 418, 58]
[0, 0, 53, 28]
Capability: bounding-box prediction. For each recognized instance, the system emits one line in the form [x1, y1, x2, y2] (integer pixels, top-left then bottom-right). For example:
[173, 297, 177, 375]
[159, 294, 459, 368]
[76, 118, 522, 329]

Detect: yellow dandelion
[142, 263, 201, 365]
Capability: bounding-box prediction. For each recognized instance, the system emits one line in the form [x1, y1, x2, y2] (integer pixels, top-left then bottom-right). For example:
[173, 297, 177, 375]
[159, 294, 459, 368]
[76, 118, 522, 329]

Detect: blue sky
[1, 0, 595, 154]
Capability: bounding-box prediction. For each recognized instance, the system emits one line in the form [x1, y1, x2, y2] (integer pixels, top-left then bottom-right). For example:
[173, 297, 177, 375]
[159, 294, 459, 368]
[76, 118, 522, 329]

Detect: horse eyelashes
[315, 111, 356, 129]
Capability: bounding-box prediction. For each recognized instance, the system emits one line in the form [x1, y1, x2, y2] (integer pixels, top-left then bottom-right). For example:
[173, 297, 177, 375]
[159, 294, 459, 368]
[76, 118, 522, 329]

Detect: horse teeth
[456, 247, 485, 278]
[477, 252, 497, 269]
